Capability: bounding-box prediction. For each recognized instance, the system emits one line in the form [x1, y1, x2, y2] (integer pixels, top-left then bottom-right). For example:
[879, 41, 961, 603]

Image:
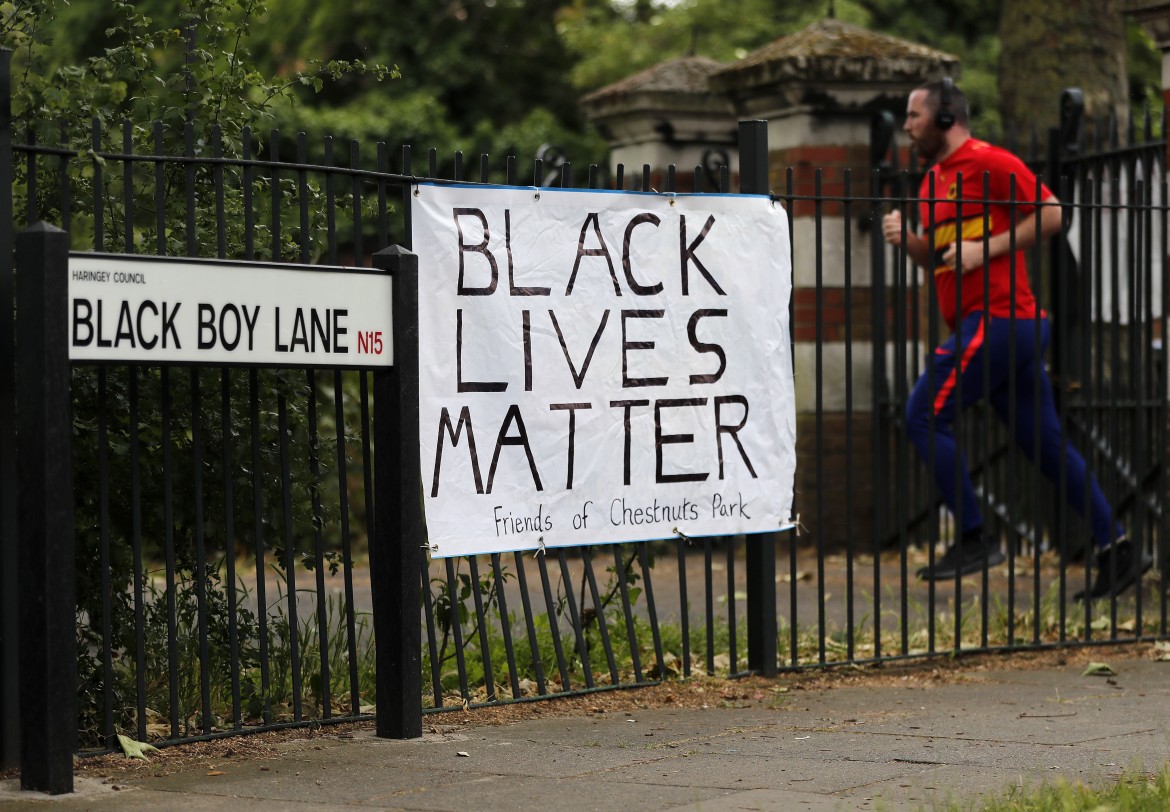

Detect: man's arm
[882, 196, 1063, 273]
[881, 209, 934, 267]
[943, 194, 1062, 272]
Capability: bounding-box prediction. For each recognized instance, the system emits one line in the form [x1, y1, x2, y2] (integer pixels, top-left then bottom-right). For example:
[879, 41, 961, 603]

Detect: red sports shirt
[916, 138, 1053, 329]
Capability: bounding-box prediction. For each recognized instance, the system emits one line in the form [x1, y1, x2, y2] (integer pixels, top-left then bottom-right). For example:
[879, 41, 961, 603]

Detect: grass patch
[908, 763, 1170, 811]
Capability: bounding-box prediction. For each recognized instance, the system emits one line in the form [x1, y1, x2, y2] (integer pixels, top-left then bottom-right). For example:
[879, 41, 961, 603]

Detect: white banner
[68, 255, 392, 367]
[414, 183, 795, 558]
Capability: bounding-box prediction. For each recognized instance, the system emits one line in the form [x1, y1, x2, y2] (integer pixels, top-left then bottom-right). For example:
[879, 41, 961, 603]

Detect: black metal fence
[0, 69, 1166, 773]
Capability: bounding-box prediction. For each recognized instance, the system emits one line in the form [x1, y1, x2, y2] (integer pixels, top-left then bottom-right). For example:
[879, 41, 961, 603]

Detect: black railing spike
[88, 118, 100, 248]
[60, 119, 76, 235]
[562, 161, 572, 188]
[667, 164, 676, 193]
[187, 123, 200, 257]
[694, 165, 702, 192]
[453, 150, 463, 182]
[616, 163, 624, 191]
[323, 135, 337, 265]
[428, 147, 437, 177]
[533, 157, 543, 187]
[1127, 106, 1136, 146]
[1144, 99, 1153, 142]
[213, 124, 226, 259]
[642, 164, 650, 192]
[295, 132, 310, 264]
[506, 154, 516, 186]
[349, 139, 362, 260]
[479, 153, 489, 183]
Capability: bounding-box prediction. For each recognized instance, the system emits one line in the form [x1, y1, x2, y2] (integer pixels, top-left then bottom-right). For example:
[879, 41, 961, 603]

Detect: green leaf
[1082, 662, 1116, 676]
[116, 733, 160, 761]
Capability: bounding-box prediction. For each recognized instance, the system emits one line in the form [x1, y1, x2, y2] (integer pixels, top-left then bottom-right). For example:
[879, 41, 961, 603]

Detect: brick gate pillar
[580, 55, 738, 191]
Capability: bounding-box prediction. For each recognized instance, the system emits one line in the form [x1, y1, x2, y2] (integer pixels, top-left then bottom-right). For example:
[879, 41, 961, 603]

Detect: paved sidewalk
[3, 650, 1169, 811]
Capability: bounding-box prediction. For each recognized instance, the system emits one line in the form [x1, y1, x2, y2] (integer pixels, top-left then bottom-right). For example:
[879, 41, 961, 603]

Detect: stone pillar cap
[711, 18, 958, 95]
[580, 55, 733, 121]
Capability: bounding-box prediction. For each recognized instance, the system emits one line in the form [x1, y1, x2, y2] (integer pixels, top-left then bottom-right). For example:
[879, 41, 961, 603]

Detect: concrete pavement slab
[273, 733, 691, 779]
[0, 781, 361, 811]
[366, 774, 736, 812]
[600, 751, 915, 793]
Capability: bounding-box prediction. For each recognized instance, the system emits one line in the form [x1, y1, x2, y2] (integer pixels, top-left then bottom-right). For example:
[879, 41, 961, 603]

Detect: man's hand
[881, 208, 931, 268]
[881, 210, 904, 246]
[941, 239, 986, 273]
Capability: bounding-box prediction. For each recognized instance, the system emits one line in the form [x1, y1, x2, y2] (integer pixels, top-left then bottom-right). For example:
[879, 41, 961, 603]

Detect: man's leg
[989, 318, 1120, 547]
[990, 317, 1148, 598]
[905, 313, 1004, 578]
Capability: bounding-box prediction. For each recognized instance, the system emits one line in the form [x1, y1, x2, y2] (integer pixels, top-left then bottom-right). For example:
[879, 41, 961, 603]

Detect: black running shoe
[917, 538, 1006, 581]
[1073, 538, 1153, 601]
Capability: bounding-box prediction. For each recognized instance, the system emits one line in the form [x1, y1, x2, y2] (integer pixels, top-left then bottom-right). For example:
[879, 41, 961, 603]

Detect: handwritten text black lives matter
[429, 205, 763, 539]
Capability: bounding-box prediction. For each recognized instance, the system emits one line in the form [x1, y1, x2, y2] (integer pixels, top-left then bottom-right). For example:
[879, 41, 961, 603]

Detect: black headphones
[935, 76, 956, 131]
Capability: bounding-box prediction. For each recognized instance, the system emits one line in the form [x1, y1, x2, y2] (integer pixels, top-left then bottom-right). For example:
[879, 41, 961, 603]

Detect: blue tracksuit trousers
[905, 312, 1121, 548]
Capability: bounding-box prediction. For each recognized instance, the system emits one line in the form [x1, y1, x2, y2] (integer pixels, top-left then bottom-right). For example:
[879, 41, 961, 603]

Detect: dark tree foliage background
[10, 0, 1161, 168]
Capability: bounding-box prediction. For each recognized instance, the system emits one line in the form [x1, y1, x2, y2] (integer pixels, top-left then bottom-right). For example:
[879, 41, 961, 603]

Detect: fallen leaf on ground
[1082, 662, 1116, 676]
[116, 734, 160, 761]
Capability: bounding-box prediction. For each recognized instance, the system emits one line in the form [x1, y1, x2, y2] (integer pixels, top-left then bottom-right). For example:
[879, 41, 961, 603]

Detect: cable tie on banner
[673, 527, 693, 544]
[532, 536, 547, 557]
[533, 191, 541, 202]
[793, 513, 804, 538]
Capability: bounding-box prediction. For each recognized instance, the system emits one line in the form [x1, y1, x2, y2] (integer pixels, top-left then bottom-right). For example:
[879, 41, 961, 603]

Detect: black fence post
[739, 119, 779, 677]
[1046, 124, 1065, 387]
[1049, 88, 1084, 388]
[370, 245, 423, 739]
[15, 222, 74, 794]
[0, 46, 19, 772]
